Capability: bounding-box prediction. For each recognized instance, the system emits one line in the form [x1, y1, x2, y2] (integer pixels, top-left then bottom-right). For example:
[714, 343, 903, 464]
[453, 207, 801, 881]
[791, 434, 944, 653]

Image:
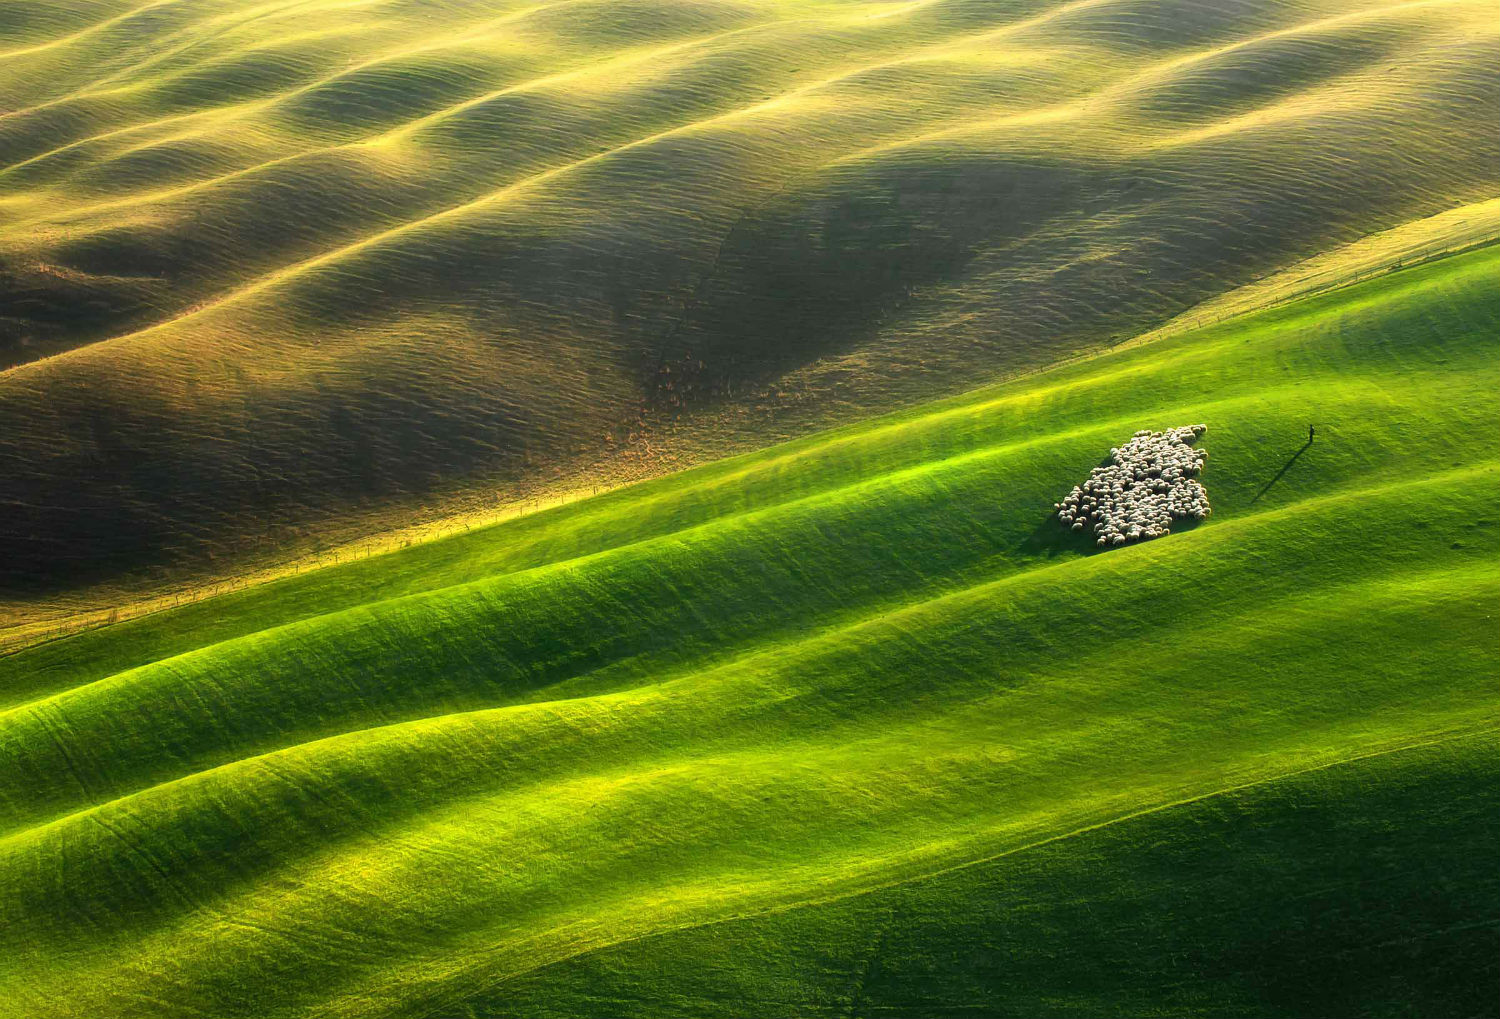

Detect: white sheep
[1055, 424, 1211, 547]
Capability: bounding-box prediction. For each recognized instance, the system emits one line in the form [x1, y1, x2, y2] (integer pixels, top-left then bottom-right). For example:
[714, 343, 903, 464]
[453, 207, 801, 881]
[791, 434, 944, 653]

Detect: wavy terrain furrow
[480, 729, 1500, 1019]
[0, 0, 1495, 606]
[4, 229, 1495, 690]
[0, 242, 1496, 1016]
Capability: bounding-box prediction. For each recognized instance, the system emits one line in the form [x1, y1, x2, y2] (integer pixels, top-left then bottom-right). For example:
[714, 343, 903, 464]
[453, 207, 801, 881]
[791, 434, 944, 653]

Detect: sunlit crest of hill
[0, 240, 1496, 1017]
[0, 0, 1496, 605]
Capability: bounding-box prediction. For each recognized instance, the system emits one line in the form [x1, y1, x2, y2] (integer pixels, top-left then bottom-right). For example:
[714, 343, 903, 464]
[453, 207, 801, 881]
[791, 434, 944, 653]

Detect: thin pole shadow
[1250, 439, 1313, 504]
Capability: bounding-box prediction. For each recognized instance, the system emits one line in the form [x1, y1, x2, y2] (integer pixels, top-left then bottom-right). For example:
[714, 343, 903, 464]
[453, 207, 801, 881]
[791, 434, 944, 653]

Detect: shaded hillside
[475, 731, 1500, 1019]
[1, 0, 1497, 597]
[1, 244, 1496, 1017]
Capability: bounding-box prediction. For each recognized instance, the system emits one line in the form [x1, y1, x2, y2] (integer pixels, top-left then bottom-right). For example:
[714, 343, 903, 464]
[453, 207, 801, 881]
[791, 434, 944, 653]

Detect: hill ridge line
[362, 723, 1500, 1019]
[0, 0, 204, 63]
[0, 0, 338, 105]
[7, 0, 1128, 360]
[7, 416, 1487, 723]
[6, 0, 1425, 365]
[3, 501, 1491, 853]
[0, 16, 782, 187]
[834, 0, 1469, 164]
[3, 238, 1490, 685]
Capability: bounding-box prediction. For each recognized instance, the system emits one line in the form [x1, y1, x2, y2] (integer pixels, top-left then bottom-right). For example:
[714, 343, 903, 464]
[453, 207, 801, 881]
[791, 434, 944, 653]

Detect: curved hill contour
[1, 242, 1496, 1017]
[1, 0, 1497, 601]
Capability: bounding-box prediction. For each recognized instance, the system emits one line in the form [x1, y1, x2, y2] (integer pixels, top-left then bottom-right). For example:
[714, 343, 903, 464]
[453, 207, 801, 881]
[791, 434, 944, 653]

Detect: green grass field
[1, 0, 1496, 606]
[1, 235, 1496, 1016]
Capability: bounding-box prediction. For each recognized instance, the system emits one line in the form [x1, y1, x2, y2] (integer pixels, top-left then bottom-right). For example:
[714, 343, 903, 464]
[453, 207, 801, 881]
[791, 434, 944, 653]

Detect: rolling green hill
[1, 239, 1496, 1016]
[1, 0, 1496, 606]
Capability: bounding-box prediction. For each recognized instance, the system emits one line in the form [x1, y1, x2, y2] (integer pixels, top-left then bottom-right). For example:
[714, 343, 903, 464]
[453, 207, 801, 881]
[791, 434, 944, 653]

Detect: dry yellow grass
[1, 0, 1496, 610]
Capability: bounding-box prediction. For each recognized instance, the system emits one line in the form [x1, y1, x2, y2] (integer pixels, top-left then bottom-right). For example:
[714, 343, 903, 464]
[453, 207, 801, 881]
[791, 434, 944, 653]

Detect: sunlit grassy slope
[2, 242, 1496, 1017]
[1, 0, 1497, 599]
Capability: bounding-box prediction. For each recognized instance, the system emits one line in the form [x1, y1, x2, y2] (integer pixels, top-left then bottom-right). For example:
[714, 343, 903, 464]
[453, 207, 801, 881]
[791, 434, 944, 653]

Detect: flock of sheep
[1056, 425, 1210, 546]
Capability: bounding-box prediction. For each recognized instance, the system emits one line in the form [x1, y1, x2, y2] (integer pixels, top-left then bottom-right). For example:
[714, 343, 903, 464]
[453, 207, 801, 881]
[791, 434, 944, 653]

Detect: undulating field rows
[1, 0, 1496, 600]
[1, 240, 1495, 1016]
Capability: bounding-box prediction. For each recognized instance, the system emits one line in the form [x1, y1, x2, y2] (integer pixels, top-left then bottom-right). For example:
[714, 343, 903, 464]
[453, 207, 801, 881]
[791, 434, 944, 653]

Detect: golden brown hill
[0, 0, 1496, 602]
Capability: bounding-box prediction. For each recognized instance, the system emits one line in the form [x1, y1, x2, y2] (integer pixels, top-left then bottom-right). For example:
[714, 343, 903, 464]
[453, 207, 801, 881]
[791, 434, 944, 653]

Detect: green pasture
[0, 242, 1495, 1016]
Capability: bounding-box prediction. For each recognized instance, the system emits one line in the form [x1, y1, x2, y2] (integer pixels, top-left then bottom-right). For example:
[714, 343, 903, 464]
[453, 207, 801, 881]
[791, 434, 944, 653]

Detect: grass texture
[0, 241, 1496, 1016]
[1, 0, 1497, 597]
